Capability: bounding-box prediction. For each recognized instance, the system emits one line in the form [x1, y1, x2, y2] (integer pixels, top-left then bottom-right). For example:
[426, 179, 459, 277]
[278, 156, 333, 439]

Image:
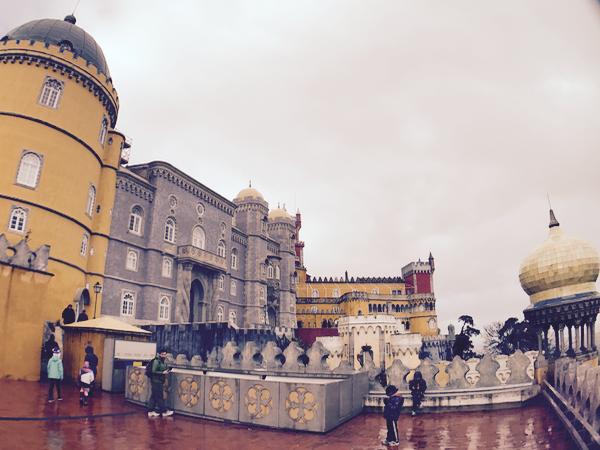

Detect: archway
[72, 287, 90, 320]
[190, 279, 204, 322]
[267, 307, 276, 327]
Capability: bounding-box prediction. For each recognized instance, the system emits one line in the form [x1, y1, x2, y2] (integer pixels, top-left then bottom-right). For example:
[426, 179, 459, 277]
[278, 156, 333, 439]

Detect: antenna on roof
[72, 0, 82, 15]
[547, 193, 552, 209]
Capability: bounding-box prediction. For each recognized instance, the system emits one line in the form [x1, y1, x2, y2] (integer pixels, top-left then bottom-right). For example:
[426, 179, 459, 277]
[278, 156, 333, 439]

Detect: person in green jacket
[47, 347, 64, 402]
[147, 349, 173, 417]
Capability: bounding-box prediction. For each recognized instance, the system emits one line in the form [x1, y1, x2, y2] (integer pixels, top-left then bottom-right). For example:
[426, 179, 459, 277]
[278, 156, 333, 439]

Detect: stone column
[537, 329, 543, 354]
[349, 329, 355, 369]
[580, 322, 586, 352]
[543, 327, 549, 356]
[559, 324, 566, 357]
[575, 323, 581, 355]
[592, 319, 597, 351]
[174, 263, 193, 323]
[379, 328, 385, 369]
[586, 320, 592, 351]
[553, 324, 561, 358]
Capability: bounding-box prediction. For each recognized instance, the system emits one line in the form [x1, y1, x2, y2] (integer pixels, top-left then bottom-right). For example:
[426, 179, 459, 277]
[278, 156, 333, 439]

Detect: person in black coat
[84, 346, 99, 397]
[382, 384, 404, 446]
[77, 310, 88, 322]
[409, 371, 427, 416]
[62, 305, 75, 324]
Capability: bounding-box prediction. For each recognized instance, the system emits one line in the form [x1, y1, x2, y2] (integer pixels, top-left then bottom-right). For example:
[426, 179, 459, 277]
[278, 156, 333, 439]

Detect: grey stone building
[101, 161, 297, 329]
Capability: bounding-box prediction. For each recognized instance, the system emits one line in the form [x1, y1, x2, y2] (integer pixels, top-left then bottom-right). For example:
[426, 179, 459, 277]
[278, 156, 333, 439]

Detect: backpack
[145, 357, 157, 378]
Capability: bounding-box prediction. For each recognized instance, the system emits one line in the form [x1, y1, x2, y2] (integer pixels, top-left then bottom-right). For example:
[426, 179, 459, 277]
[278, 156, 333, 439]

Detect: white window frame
[259, 287, 265, 301]
[15, 150, 44, 190]
[231, 248, 238, 269]
[311, 306, 318, 314]
[229, 310, 236, 325]
[80, 233, 89, 258]
[275, 266, 280, 280]
[7, 205, 28, 235]
[219, 275, 225, 291]
[126, 249, 138, 271]
[267, 265, 274, 279]
[37, 76, 64, 110]
[98, 116, 109, 146]
[85, 183, 96, 218]
[372, 289, 379, 294]
[429, 318, 436, 330]
[129, 205, 144, 235]
[164, 217, 176, 243]
[332, 305, 339, 314]
[311, 289, 319, 298]
[217, 306, 224, 322]
[162, 258, 172, 278]
[192, 226, 205, 249]
[332, 289, 340, 298]
[217, 240, 226, 257]
[230, 280, 237, 296]
[121, 291, 135, 317]
[159, 295, 170, 321]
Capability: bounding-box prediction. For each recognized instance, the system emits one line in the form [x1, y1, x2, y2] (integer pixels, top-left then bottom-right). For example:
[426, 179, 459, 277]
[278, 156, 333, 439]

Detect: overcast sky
[4, 1, 600, 338]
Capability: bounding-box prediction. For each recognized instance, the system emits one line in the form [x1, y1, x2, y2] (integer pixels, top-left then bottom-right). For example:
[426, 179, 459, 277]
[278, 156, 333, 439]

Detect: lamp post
[93, 282, 102, 319]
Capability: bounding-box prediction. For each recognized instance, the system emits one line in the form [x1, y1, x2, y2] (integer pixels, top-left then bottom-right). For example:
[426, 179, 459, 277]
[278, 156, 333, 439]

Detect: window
[311, 306, 318, 314]
[230, 280, 237, 296]
[386, 343, 391, 355]
[231, 248, 238, 269]
[129, 205, 144, 235]
[352, 289, 358, 293]
[429, 318, 436, 330]
[126, 250, 138, 271]
[311, 289, 319, 298]
[261, 219, 266, 234]
[217, 240, 225, 257]
[259, 287, 265, 301]
[121, 291, 135, 316]
[217, 306, 224, 322]
[219, 275, 225, 291]
[38, 76, 64, 109]
[164, 218, 176, 243]
[267, 265, 274, 278]
[192, 226, 205, 249]
[275, 266, 280, 280]
[229, 310, 236, 325]
[332, 305, 339, 314]
[98, 116, 109, 146]
[372, 289, 379, 294]
[159, 296, 170, 320]
[162, 258, 172, 278]
[332, 289, 340, 298]
[80, 233, 89, 257]
[85, 183, 96, 218]
[15, 151, 43, 189]
[7, 206, 28, 234]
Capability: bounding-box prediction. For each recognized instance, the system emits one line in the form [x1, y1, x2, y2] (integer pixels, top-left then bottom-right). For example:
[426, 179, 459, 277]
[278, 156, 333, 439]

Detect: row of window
[298, 306, 341, 314]
[309, 288, 406, 298]
[121, 291, 171, 321]
[37, 76, 109, 146]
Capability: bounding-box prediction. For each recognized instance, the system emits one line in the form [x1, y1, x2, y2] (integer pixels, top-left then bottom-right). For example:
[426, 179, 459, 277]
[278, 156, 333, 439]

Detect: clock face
[168, 195, 178, 209]
[197, 203, 205, 216]
[220, 222, 226, 233]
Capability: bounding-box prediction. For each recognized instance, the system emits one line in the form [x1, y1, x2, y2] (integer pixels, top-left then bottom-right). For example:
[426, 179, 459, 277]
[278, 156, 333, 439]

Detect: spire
[64, 15, 76, 24]
[249, 180, 252, 188]
[549, 209, 560, 228]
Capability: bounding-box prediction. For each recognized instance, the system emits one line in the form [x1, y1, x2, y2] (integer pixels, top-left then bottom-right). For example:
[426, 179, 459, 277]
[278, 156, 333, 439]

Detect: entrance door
[190, 279, 204, 323]
[267, 307, 276, 327]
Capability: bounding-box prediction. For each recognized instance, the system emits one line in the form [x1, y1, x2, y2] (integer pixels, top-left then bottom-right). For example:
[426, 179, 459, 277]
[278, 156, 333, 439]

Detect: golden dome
[519, 210, 599, 304]
[236, 182, 263, 201]
[268, 204, 293, 220]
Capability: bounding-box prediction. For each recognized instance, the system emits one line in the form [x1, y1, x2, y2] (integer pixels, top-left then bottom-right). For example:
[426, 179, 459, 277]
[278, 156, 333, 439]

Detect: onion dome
[268, 203, 293, 220]
[235, 181, 263, 201]
[1, 16, 110, 77]
[519, 210, 600, 305]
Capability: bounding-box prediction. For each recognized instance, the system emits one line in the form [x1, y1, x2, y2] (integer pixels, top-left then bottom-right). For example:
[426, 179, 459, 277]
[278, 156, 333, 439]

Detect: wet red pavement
[0, 379, 571, 450]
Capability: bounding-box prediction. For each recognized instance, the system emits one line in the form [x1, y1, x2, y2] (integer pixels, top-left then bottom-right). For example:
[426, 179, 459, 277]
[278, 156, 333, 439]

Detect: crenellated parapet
[0, 234, 51, 273]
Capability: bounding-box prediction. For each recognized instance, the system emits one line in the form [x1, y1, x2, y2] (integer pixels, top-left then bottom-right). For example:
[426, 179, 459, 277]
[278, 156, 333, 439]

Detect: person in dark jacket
[77, 310, 88, 322]
[62, 305, 75, 324]
[43, 335, 58, 360]
[84, 346, 98, 397]
[382, 384, 404, 446]
[147, 349, 173, 417]
[409, 371, 427, 417]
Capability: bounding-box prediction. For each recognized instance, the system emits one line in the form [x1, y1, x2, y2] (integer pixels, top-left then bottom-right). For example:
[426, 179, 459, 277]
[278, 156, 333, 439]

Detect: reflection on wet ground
[0, 379, 570, 449]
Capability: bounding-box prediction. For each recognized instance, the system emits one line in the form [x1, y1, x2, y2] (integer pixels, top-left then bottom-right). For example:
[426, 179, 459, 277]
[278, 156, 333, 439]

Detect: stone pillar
[349, 329, 355, 369]
[559, 324, 566, 357]
[174, 263, 193, 323]
[537, 329, 543, 355]
[379, 328, 385, 369]
[543, 327, 549, 355]
[575, 323, 581, 355]
[553, 324, 561, 358]
[580, 322, 586, 352]
[586, 320, 592, 351]
[592, 320, 597, 351]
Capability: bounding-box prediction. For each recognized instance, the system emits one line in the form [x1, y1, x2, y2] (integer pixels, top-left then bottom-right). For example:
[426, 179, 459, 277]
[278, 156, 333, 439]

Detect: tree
[453, 315, 480, 360]
[483, 317, 538, 356]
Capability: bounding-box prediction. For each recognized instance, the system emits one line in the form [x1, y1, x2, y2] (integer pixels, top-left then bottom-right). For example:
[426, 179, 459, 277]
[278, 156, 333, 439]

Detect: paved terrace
[0, 379, 569, 449]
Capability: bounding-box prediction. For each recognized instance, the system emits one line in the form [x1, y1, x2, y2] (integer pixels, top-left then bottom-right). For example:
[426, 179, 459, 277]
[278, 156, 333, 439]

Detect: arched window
[159, 296, 170, 320]
[129, 205, 144, 235]
[378, 304, 382, 313]
[311, 289, 319, 298]
[219, 275, 225, 291]
[275, 266, 280, 280]
[164, 218, 176, 243]
[231, 248, 238, 269]
[230, 280, 237, 296]
[126, 250, 138, 270]
[16, 152, 42, 188]
[405, 321, 410, 331]
[162, 258, 172, 278]
[98, 117, 109, 146]
[429, 318, 436, 330]
[85, 184, 96, 218]
[229, 310, 237, 325]
[259, 287, 265, 301]
[267, 265, 274, 278]
[217, 306, 224, 322]
[321, 319, 328, 328]
[311, 306, 318, 313]
[121, 291, 135, 316]
[372, 289, 379, 294]
[38, 76, 64, 109]
[80, 233, 89, 257]
[217, 240, 226, 257]
[8, 207, 27, 233]
[332, 305, 339, 314]
[369, 304, 373, 313]
[332, 289, 340, 298]
[192, 226, 205, 249]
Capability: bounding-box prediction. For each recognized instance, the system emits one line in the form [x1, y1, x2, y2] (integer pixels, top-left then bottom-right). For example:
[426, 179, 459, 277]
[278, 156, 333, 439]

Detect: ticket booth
[102, 339, 157, 392]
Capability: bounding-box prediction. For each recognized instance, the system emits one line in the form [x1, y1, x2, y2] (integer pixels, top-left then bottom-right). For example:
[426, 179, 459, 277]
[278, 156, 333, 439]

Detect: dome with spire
[235, 181, 263, 201]
[268, 203, 293, 220]
[1, 16, 110, 77]
[519, 210, 600, 305]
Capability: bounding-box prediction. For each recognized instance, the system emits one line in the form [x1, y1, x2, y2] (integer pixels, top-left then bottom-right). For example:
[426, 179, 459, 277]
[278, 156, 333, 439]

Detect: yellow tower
[0, 16, 123, 379]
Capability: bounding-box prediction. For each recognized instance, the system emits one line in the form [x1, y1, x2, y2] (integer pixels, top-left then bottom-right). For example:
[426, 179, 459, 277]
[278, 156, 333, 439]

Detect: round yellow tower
[0, 16, 124, 378]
